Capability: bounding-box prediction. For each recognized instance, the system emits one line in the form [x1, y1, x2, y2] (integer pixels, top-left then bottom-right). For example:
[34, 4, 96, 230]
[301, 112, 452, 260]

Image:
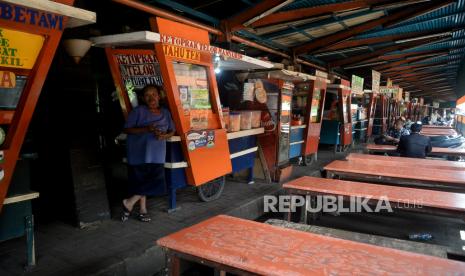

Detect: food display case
[101, 17, 272, 210]
[373, 95, 389, 135]
[290, 70, 328, 165]
[320, 79, 352, 152]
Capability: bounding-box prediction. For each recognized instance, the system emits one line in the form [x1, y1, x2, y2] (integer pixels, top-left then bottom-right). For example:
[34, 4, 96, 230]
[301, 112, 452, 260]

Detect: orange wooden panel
[0, 111, 14, 124]
[284, 176, 465, 212]
[347, 153, 465, 170]
[366, 144, 465, 156]
[324, 160, 465, 185]
[420, 129, 457, 136]
[157, 215, 465, 275]
[151, 18, 231, 185]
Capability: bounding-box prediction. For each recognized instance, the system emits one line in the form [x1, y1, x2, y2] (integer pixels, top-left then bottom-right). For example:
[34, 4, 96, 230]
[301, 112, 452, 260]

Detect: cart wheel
[304, 155, 314, 166]
[197, 176, 225, 202]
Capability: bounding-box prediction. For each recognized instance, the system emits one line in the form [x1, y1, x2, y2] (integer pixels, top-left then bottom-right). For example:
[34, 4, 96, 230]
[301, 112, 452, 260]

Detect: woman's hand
[156, 131, 175, 140]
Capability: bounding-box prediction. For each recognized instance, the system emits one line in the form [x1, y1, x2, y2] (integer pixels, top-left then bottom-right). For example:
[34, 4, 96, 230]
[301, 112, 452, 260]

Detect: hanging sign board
[404, 92, 410, 102]
[380, 86, 398, 96]
[372, 70, 380, 94]
[0, 71, 15, 88]
[0, 27, 44, 69]
[387, 78, 393, 88]
[351, 75, 364, 95]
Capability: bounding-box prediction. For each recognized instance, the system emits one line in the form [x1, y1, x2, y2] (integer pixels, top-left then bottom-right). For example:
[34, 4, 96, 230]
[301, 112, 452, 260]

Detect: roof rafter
[329, 36, 447, 68]
[226, 0, 291, 31]
[249, 0, 391, 28]
[292, 0, 454, 55]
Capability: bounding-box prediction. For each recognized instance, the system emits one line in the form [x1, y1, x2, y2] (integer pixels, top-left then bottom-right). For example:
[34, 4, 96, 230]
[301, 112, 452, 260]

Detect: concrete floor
[1, 143, 465, 275]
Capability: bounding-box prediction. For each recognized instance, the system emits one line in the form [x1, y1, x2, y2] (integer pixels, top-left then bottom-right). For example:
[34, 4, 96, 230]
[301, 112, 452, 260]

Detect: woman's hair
[137, 85, 162, 99]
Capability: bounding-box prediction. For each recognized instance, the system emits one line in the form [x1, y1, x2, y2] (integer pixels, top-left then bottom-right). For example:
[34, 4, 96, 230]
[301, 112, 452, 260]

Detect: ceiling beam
[316, 30, 451, 54]
[249, 0, 390, 28]
[373, 52, 448, 71]
[329, 36, 446, 68]
[292, 0, 454, 55]
[226, 0, 291, 31]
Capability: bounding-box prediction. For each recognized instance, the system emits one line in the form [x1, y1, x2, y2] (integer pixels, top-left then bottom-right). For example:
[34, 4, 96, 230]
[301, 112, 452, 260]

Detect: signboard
[387, 78, 393, 88]
[372, 70, 380, 94]
[380, 86, 398, 96]
[0, 3, 65, 30]
[0, 27, 44, 69]
[115, 53, 163, 90]
[351, 75, 364, 95]
[0, 71, 15, 88]
[404, 92, 410, 102]
[162, 44, 200, 62]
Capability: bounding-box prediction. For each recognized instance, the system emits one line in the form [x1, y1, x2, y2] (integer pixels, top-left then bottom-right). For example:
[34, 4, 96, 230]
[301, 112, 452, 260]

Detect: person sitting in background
[421, 116, 431, 125]
[397, 122, 432, 158]
[379, 119, 410, 145]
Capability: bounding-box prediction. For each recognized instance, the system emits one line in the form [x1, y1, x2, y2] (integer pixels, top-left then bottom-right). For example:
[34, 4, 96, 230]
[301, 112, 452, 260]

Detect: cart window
[173, 62, 212, 130]
[0, 75, 27, 109]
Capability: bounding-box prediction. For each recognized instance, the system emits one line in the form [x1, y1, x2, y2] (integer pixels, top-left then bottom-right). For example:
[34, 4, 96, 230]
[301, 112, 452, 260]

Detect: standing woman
[121, 85, 175, 222]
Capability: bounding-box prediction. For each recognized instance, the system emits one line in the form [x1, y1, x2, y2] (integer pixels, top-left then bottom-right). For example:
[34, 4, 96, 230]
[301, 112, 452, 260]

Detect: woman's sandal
[138, 213, 151, 222]
[121, 203, 131, 222]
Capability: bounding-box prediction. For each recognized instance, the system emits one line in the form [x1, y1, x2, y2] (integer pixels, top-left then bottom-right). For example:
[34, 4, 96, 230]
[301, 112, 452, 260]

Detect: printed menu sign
[372, 70, 380, 93]
[0, 28, 44, 69]
[351, 75, 364, 95]
[116, 53, 163, 89]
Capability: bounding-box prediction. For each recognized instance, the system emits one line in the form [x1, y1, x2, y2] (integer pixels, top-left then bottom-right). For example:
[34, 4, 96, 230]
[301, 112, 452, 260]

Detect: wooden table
[423, 125, 453, 129]
[324, 160, 465, 192]
[157, 215, 465, 275]
[284, 176, 465, 222]
[366, 144, 465, 157]
[420, 128, 458, 136]
[347, 153, 465, 170]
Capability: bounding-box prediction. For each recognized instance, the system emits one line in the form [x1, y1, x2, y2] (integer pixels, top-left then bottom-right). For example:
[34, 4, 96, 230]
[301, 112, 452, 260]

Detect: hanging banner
[351, 75, 364, 95]
[380, 86, 398, 96]
[372, 70, 380, 94]
[0, 27, 44, 69]
[404, 92, 410, 102]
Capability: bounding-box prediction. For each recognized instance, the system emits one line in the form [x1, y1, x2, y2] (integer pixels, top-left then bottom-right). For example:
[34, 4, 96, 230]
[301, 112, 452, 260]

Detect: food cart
[388, 98, 400, 128]
[373, 95, 389, 135]
[0, 0, 95, 267]
[94, 18, 272, 211]
[320, 79, 352, 152]
[291, 70, 328, 165]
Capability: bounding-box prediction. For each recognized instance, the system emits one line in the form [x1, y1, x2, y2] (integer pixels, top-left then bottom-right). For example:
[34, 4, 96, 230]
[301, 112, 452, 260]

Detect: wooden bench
[366, 144, 465, 157]
[324, 160, 465, 192]
[347, 153, 465, 170]
[157, 215, 465, 275]
[283, 176, 465, 223]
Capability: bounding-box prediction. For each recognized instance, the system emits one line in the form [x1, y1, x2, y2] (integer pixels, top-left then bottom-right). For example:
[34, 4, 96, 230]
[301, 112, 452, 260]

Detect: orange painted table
[283, 176, 465, 223]
[423, 125, 453, 129]
[366, 144, 465, 157]
[420, 128, 458, 136]
[347, 153, 465, 170]
[157, 215, 465, 275]
[324, 160, 465, 192]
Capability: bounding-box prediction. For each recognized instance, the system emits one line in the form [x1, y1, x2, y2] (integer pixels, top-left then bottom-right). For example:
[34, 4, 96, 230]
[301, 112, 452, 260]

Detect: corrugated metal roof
[279, 0, 350, 12]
